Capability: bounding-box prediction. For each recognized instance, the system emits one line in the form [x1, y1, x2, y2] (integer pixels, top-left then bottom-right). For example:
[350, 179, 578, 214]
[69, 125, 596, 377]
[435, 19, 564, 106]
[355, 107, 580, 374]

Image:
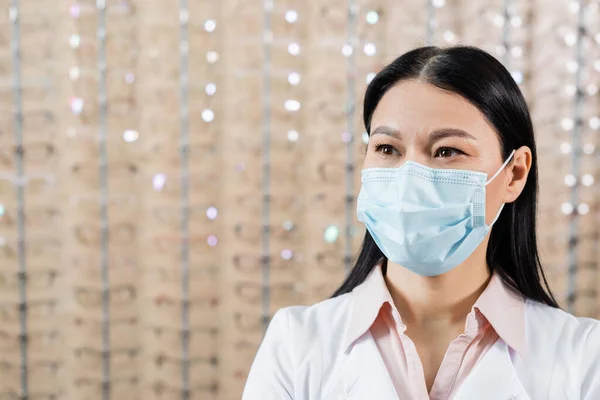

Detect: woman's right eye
[374, 144, 399, 156]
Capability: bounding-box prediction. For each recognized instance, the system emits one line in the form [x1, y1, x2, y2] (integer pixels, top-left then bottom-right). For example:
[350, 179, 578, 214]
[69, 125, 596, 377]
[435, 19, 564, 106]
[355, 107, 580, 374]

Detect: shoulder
[242, 294, 354, 399]
[524, 299, 599, 340]
[274, 293, 355, 370]
[282, 292, 353, 329]
[276, 292, 354, 350]
[524, 299, 600, 399]
[254, 292, 354, 361]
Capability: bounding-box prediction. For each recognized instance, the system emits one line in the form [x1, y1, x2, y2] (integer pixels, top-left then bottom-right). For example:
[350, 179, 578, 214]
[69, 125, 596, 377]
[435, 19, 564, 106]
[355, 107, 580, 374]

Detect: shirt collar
[342, 262, 395, 354]
[472, 271, 527, 359]
[342, 263, 527, 359]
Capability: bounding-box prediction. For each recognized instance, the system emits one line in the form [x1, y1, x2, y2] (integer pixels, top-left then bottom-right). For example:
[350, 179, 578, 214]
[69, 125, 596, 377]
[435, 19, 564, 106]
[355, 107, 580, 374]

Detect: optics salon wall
[0, 0, 598, 399]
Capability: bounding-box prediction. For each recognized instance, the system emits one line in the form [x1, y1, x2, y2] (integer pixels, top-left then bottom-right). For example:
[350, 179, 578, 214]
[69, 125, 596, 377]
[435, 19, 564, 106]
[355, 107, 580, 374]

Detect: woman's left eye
[434, 147, 464, 158]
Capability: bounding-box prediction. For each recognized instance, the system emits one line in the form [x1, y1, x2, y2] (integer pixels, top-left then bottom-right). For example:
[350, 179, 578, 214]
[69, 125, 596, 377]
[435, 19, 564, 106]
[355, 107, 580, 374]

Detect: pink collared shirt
[346, 264, 526, 400]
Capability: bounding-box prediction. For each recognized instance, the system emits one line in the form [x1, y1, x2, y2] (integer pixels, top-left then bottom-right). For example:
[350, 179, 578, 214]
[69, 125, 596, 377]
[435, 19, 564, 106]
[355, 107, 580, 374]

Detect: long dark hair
[332, 45, 559, 308]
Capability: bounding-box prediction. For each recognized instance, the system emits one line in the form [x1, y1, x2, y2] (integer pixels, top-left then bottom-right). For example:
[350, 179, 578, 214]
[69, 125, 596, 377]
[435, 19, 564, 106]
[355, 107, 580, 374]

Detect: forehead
[371, 79, 496, 139]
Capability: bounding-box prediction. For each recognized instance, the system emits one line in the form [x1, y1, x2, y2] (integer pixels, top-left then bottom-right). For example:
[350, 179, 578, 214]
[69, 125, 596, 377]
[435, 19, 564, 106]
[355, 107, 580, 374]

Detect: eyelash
[434, 147, 467, 158]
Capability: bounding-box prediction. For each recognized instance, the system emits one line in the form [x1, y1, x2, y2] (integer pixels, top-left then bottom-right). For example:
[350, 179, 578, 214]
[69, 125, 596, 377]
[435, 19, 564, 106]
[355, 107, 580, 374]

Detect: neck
[384, 244, 491, 328]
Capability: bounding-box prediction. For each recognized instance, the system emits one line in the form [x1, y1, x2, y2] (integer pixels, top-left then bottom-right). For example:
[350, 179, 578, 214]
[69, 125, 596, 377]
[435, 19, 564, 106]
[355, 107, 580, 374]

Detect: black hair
[332, 45, 559, 308]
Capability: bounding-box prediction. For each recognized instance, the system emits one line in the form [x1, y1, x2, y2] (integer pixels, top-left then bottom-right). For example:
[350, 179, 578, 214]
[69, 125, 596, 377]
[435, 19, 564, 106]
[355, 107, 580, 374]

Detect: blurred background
[0, 0, 599, 399]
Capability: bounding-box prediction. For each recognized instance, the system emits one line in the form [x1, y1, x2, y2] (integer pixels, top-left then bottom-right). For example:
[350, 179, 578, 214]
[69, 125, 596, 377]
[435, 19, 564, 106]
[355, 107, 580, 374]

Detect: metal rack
[178, 0, 192, 397]
[566, 0, 586, 313]
[345, 2, 358, 275]
[95, 1, 111, 399]
[426, 0, 436, 46]
[501, 0, 512, 67]
[261, 0, 273, 335]
[8, 1, 28, 399]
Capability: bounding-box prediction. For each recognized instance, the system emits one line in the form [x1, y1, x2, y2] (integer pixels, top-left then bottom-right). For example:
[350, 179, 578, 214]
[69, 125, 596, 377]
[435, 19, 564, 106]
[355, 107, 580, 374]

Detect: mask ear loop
[489, 203, 506, 227]
[485, 149, 516, 186]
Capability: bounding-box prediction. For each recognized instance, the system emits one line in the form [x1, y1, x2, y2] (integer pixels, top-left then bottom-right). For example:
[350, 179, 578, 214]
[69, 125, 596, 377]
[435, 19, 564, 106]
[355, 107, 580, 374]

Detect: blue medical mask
[357, 150, 515, 276]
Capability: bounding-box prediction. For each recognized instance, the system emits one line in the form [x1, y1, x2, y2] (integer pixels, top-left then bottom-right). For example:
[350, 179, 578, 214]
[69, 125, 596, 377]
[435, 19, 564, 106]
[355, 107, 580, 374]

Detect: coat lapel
[342, 330, 399, 399]
[453, 338, 531, 400]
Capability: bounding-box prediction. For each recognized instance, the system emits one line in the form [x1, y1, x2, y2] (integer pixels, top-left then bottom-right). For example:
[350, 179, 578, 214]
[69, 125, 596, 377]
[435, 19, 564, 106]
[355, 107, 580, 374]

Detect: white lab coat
[242, 291, 600, 399]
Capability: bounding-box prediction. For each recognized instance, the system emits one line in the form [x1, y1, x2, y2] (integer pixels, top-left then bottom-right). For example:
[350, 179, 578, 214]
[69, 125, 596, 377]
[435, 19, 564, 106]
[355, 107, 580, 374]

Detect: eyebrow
[370, 126, 477, 141]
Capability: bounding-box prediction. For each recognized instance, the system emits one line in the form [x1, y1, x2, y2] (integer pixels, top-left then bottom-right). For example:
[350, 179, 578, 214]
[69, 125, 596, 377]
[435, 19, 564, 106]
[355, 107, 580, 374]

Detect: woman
[242, 46, 600, 400]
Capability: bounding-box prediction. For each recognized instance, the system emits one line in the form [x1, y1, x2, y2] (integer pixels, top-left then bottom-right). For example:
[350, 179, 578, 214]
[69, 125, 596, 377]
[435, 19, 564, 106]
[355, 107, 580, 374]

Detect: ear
[503, 146, 532, 203]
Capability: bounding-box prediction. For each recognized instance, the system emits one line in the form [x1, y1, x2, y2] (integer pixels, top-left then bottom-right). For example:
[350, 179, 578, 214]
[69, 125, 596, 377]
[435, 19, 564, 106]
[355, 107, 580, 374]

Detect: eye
[374, 144, 399, 157]
[434, 147, 464, 158]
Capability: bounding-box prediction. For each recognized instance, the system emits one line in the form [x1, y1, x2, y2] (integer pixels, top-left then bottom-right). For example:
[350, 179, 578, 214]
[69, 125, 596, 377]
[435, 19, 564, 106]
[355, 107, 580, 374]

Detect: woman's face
[364, 79, 531, 224]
